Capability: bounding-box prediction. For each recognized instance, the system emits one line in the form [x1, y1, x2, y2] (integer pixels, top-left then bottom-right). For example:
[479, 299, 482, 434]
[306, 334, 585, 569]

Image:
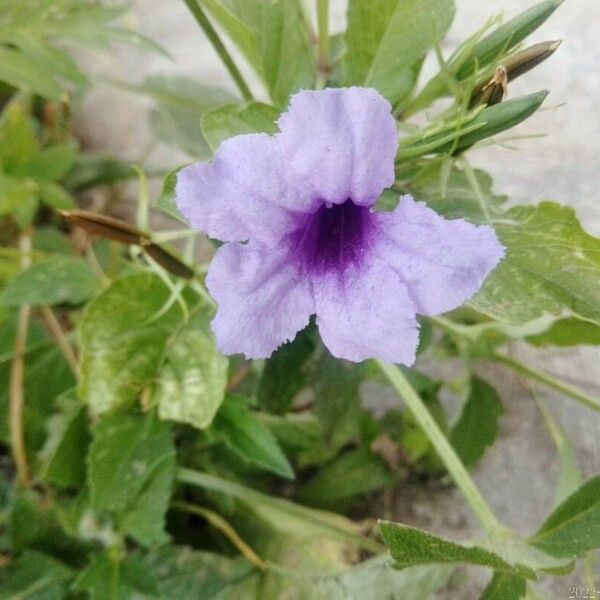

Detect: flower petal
[277, 87, 398, 209]
[375, 196, 505, 315]
[176, 134, 299, 245]
[313, 258, 419, 365]
[206, 241, 314, 359]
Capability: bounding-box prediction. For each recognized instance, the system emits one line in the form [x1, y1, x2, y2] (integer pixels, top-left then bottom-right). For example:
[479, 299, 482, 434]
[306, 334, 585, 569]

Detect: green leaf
[63, 154, 134, 192]
[0, 47, 62, 99]
[0, 256, 99, 306]
[448, 91, 548, 153]
[529, 475, 600, 558]
[0, 322, 75, 454]
[9, 36, 88, 88]
[201, 102, 280, 152]
[300, 351, 363, 465]
[37, 181, 74, 210]
[0, 550, 72, 600]
[32, 228, 72, 255]
[116, 75, 237, 158]
[38, 392, 90, 489]
[472, 202, 600, 326]
[449, 377, 503, 468]
[297, 448, 394, 508]
[202, 0, 315, 106]
[400, 168, 600, 328]
[269, 557, 453, 600]
[395, 161, 507, 223]
[121, 456, 176, 547]
[211, 395, 294, 479]
[79, 273, 184, 415]
[0, 100, 39, 173]
[381, 521, 535, 577]
[0, 173, 39, 221]
[0, 1, 163, 100]
[480, 573, 526, 600]
[177, 469, 370, 549]
[25, 144, 77, 181]
[154, 310, 228, 430]
[258, 412, 324, 454]
[9, 490, 89, 560]
[344, 0, 455, 105]
[155, 167, 186, 223]
[257, 326, 315, 414]
[88, 413, 175, 546]
[456, 0, 563, 80]
[399, 91, 548, 158]
[74, 547, 251, 600]
[380, 522, 573, 579]
[407, 0, 562, 113]
[526, 317, 600, 347]
[134, 546, 252, 599]
[72, 552, 154, 600]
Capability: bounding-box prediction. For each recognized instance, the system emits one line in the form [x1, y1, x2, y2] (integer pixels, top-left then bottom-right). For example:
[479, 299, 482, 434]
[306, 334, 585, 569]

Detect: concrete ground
[74, 1, 600, 597]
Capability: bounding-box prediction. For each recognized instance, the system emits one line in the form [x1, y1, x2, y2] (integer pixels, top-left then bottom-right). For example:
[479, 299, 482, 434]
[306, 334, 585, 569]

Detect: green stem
[316, 0, 330, 87]
[171, 501, 266, 570]
[299, 0, 317, 44]
[493, 352, 600, 413]
[176, 468, 385, 554]
[460, 155, 491, 223]
[376, 360, 503, 535]
[182, 0, 254, 101]
[396, 121, 486, 161]
[9, 232, 32, 489]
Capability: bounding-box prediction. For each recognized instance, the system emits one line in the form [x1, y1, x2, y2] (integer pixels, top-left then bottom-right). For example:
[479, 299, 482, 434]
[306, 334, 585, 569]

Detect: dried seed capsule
[60, 210, 194, 279]
[405, 0, 562, 115]
[141, 242, 194, 279]
[469, 40, 560, 108]
[470, 66, 508, 108]
[60, 210, 148, 245]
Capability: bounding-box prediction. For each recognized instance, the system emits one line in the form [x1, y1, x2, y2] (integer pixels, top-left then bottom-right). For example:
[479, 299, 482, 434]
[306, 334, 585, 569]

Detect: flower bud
[503, 39, 562, 81]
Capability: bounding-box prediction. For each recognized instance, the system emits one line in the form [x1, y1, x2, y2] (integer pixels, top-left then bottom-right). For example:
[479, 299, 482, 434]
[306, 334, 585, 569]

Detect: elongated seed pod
[60, 210, 194, 278]
[142, 242, 194, 279]
[59, 210, 149, 245]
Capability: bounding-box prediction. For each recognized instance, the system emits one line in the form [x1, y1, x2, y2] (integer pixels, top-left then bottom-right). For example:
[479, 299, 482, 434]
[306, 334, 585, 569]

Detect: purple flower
[176, 87, 504, 365]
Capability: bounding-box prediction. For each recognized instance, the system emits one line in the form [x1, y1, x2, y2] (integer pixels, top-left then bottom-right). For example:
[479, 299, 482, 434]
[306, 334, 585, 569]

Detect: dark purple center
[292, 199, 373, 274]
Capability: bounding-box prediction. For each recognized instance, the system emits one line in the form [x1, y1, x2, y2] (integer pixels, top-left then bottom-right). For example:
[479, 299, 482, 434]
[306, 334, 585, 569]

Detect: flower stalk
[493, 352, 600, 413]
[377, 360, 504, 535]
[9, 232, 33, 489]
[181, 0, 254, 101]
[171, 501, 267, 570]
[40, 306, 79, 377]
[316, 0, 330, 87]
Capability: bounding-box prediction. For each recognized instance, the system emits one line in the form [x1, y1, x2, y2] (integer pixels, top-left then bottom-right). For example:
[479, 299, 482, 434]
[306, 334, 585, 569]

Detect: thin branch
[316, 0, 330, 88]
[377, 360, 504, 535]
[40, 306, 79, 377]
[176, 468, 385, 554]
[493, 352, 600, 413]
[171, 501, 267, 570]
[226, 362, 251, 393]
[182, 0, 254, 101]
[9, 232, 32, 489]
